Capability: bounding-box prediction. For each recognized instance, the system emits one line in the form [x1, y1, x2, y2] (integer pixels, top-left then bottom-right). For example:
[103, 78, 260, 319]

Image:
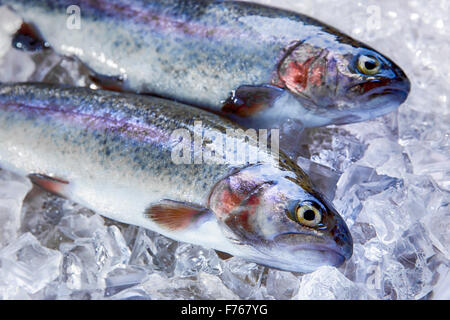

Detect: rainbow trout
[0, 83, 352, 272]
[2, 0, 410, 129]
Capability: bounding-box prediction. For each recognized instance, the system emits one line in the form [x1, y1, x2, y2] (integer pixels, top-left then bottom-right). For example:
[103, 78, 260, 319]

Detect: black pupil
[365, 60, 377, 70]
[303, 210, 316, 221]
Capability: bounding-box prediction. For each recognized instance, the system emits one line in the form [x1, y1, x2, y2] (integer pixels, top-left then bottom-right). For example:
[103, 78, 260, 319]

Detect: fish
[0, 82, 352, 273]
[1, 0, 410, 130]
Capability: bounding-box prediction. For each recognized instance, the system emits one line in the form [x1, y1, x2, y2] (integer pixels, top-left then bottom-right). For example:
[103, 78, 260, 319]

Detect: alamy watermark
[170, 121, 280, 165]
[66, 5, 81, 30]
[366, 265, 382, 290]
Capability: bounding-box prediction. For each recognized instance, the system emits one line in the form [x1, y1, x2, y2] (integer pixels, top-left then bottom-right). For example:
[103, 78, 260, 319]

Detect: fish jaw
[243, 228, 352, 273]
[246, 244, 347, 273]
[217, 226, 352, 273]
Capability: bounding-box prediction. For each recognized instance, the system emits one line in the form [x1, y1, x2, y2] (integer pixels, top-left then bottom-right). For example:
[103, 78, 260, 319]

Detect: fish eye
[357, 55, 381, 76]
[295, 201, 322, 227]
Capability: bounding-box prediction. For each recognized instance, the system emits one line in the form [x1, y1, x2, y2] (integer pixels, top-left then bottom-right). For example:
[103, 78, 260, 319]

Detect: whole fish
[0, 83, 352, 273]
[2, 0, 410, 129]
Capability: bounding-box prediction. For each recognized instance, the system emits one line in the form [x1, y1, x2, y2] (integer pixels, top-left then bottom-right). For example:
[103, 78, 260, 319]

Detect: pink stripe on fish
[0, 101, 170, 145]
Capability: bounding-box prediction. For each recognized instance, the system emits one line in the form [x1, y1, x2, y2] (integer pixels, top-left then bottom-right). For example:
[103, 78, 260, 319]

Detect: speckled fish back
[0, 83, 266, 205]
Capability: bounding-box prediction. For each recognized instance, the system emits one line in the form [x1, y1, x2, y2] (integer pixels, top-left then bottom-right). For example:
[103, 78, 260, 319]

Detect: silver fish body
[1, 0, 410, 129]
[0, 83, 352, 272]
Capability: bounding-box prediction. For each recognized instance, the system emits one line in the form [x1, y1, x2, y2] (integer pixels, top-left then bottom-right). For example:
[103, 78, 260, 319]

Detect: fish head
[277, 37, 411, 126]
[209, 163, 352, 273]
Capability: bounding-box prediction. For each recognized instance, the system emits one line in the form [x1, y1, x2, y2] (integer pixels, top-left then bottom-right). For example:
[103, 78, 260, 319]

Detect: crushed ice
[0, 0, 448, 300]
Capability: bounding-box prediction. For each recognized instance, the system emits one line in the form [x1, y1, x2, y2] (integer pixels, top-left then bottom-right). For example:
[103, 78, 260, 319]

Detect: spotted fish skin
[1, 0, 410, 128]
[0, 83, 235, 208]
[0, 83, 352, 273]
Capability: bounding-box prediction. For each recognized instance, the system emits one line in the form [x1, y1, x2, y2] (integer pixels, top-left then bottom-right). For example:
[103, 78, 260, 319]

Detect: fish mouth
[351, 70, 411, 101]
[349, 81, 410, 100]
[367, 86, 410, 100]
[378, 83, 409, 93]
[342, 80, 410, 117]
[273, 232, 349, 268]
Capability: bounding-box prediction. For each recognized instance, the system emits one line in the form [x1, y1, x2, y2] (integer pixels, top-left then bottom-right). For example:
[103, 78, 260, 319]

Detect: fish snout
[392, 64, 411, 99]
[330, 219, 353, 262]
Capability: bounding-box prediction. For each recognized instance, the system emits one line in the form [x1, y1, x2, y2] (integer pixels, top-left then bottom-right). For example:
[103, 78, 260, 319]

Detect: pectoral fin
[145, 200, 210, 231]
[28, 174, 70, 198]
[221, 84, 285, 117]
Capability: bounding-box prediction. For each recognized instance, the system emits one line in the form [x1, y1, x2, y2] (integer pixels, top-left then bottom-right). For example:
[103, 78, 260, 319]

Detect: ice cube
[265, 269, 300, 299]
[92, 225, 131, 272]
[297, 156, 341, 200]
[0, 232, 62, 295]
[0, 6, 22, 60]
[58, 223, 132, 294]
[195, 272, 240, 300]
[356, 138, 410, 179]
[0, 281, 31, 300]
[432, 265, 450, 300]
[61, 251, 87, 291]
[340, 242, 387, 299]
[390, 225, 435, 299]
[107, 287, 151, 300]
[141, 272, 239, 300]
[174, 243, 222, 277]
[129, 228, 178, 275]
[59, 240, 103, 292]
[104, 266, 149, 298]
[333, 164, 402, 225]
[344, 112, 400, 144]
[405, 144, 450, 190]
[295, 266, 368, 300]
[0, 49, 35, 82]
[219, 257, 265, 299]
[343, 220, 441, 300]
[21, 191, 71, 250]
[58, 212, 105, 241]
[300, 126, 367, 172]
[355, 184, 417, 246]
[128, 228, 158, 270]
[421, 203, 450, 259]
[0, 170, 32, 247]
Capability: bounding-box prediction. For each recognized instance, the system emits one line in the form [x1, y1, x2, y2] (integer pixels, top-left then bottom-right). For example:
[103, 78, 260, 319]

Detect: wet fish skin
[1, 0, 410, 128]
[0, 82, 352, 272]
